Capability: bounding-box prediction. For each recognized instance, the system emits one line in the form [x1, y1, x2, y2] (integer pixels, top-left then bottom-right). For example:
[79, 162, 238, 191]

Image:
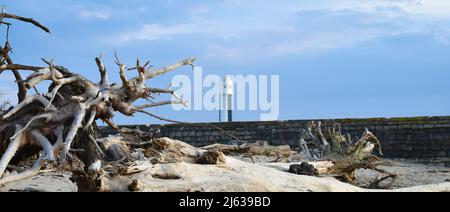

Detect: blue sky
[1, 0, 450, 125]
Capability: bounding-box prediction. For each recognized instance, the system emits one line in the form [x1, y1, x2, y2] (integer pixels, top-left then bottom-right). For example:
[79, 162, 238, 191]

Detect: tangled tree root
[0, 6, 196, 185]
[291, 124, 397, 188]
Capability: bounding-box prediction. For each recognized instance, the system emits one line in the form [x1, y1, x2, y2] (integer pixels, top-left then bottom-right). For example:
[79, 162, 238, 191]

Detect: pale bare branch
[130, 57, 196, 83]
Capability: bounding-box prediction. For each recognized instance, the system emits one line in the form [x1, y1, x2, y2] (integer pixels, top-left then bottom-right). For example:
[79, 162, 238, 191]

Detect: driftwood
[69, 136, 450, 192]
[202, 142, 291, 158]
[0, 6, 196, 185]
[299, 121, 353, 159]
[144, 137, 226, 164]
[292, 126, 397, 187]
[72, 137, 226, 192]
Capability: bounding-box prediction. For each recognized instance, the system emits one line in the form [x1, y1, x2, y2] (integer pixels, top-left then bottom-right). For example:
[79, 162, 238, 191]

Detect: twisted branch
[1, 13, 50, 33]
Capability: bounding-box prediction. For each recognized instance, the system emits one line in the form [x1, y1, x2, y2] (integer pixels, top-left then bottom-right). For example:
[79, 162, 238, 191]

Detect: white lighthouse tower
[223, 76, 233, 122]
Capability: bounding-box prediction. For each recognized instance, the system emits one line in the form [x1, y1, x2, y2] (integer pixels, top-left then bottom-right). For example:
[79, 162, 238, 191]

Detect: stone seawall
[100, 116, 450, 166]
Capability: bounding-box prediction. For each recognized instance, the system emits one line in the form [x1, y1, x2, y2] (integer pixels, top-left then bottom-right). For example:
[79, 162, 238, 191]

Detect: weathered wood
[203, 143, 291, 158]
[1, 13, 50, 33]
[291, 128, 391, 185]
[0, 64, 44, 72]
[71, 138, 450, 192]
[0, 8, 196, 184]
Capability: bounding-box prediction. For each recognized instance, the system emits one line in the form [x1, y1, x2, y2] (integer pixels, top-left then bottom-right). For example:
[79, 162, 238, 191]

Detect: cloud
[310, 0, 450, 19]
[389, 0, 450, 19]
[0, 89, 16, 105]
[0, 73, 18, 105]
[433, 29, 450, 45]
[204, 28, 395, 61]
[78, 9, 111, 20]
[113, 21, 296, 43]
[202, 6, 431, 60]
[103, 0, 450, 62]
[115, 23, 197, 42]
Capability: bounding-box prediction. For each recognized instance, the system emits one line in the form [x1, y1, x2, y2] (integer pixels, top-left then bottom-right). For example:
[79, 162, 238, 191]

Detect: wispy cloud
[433, 28, 450, 45]
[78, 9, 111, 20]
[204, 28, 390, 61]
[106, 0, 450, 62]
[304, 0, 450, 19]
[113, 21, 296, 43]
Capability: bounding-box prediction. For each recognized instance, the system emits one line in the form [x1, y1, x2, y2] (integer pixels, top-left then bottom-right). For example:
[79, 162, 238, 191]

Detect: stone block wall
[100, 116, 450, 166]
